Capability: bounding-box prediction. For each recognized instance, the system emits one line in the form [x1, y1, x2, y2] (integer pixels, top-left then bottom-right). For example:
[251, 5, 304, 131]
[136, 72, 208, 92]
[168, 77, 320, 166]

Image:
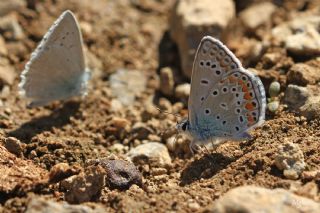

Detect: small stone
[240, 2, 276, 31]
[49, 163, 82, 183]
[300, 96, 320, 120]
[175, 83, 190, 104]
[301, 170, 320, 181]
[274, 141, 306, 180]
[284, 84, 310, 110]
[61, 165, 106, 203]
[0, 35, 7, 56]
[296, 182, 318, 200]
[4, 137, 25, 156]
[132, 122, 154, 140]
[0, 63, 16, 86]
[267, 101, 279, 112]
[187, 200, 200, 211]
[109, 143, 126, 153]
[207, 186, 320, 213]
[127, 142, 172, 168]
[272, 16, 320, 55]
[170, 0, 235, 78]
[151, 167, 167, 176]
[160, 67, 175, 96]
[269, 81, 280, 98]
[287, 63, 320, 86]
[166, 136, 176, 152]
[109, 69, 146, 106]
[25, 197, 105, 213]
[110, 117, 131, 130]
[98, 159, 142, 190]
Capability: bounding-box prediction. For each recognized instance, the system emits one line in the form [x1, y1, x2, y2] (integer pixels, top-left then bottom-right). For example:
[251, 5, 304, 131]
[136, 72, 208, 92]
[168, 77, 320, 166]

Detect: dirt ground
[0, 0, 319, 212]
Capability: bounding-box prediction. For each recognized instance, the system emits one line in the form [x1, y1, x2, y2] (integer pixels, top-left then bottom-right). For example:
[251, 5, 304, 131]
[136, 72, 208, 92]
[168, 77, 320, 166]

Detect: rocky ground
[0, 0, 320, 212]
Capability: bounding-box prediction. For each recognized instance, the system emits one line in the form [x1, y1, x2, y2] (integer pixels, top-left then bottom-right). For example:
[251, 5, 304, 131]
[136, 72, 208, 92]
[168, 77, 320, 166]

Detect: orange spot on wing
[242, 85, 249, 93]
[244, 92, 252, 100]
[228, 76, 237, 83]
[247, 115, 255, 125]
[245, 103, 255, 111]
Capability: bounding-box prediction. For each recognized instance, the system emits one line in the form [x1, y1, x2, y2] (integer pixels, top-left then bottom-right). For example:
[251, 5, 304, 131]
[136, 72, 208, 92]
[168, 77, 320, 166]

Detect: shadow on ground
[180, 153, 235, 185]
[8, 101, 80, 142]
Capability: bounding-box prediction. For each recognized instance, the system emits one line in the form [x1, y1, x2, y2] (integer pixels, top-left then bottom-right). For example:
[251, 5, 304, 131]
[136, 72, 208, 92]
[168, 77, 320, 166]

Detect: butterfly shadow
[180, 153, 235, 186]
[8, 101, 80, 142]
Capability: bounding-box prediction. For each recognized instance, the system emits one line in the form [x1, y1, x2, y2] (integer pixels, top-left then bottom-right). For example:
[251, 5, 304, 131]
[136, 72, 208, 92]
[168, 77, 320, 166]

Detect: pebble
[175, 83, 190, 104]
[109, 69, 146, 106]
[127, 142, 172, 168]
[160, 67, 175, 96]
[206, 185, 320, 213]
[4, 137, 25, 156]
[61, 165, 106, 203]
[0, 15, 24, 40]
[272, 16, 320, 55]
[187, 200, 200, 211]
[131, 122, 154, 140]
[170, 0, 235, 78]
[269, 81, 281, 98]
[267, 101, 279, 112]
[300, 96, 320, 120]
[274, 141, 306, 179]
[98, 159, 142, 190]
[284, 84, 310, 110]
[240, 2, 276, 31]
[287, 63, 320, 86]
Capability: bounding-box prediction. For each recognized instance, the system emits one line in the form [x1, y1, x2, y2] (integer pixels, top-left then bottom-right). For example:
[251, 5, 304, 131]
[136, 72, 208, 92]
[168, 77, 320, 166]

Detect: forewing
[188, 36, 241, 127]
[19, 10, 88, 107]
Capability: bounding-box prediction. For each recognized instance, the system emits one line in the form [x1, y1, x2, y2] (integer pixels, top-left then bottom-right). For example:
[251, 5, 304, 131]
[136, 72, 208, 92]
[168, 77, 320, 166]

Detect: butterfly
[176, 36, 266, 152]
[19, 10, 90, 107]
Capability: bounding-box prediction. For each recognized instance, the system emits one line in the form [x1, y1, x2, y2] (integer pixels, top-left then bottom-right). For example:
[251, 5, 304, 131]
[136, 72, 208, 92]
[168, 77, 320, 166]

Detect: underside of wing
[188, 36, 241, 126]
[19, 10, 88, 106]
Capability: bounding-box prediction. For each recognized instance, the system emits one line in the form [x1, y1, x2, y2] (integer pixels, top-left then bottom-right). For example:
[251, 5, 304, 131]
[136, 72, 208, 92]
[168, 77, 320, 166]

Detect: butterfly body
[19, 10, 89, 107]
[176, 36, 266, 150]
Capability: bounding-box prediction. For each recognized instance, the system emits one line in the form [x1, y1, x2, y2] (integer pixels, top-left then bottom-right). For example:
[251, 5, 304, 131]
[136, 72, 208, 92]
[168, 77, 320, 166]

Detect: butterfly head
[176, 118, 190, 133]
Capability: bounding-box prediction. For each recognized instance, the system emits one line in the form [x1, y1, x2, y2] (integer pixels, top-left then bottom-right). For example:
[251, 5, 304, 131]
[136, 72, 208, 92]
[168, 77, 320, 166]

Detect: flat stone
[4, 137, 25, 157]
[170, 0, 235, 78]
[25, 197, 105, 213]
[284, 84, 310, 110]
[109, 69, 146, 106]
[240, 2, 276, 31]
[272, 16, 320, 56]
[206, 186, 320, 213]
[127, 142, 172, 168]
[274, 141, 306, 179]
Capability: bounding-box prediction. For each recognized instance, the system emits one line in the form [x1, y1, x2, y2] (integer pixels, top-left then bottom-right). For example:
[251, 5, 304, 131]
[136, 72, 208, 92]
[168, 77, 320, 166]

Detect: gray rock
[109, 69, 146, 106]
[127, 142, 172, 168]
[98, 159, 142, 190]
[272, 16, 320, 55]
[274, 141, 306, 180]
[132, 122, 154, 140]
[240, 2, 276, 31]
[170, 0, 235, 78]
[26, 197, 105, 213]
[300, 96, 320, 120]
[284, 84, 310, 110]
[287, 63, 320, 86]
[61, 165, 106, 203]
[160, 67, 175, 96]
[207, 186, 320, 213]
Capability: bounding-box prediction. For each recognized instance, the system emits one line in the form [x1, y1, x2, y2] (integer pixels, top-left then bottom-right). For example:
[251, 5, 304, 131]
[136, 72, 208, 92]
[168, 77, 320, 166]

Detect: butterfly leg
[189, 140, 198, 155]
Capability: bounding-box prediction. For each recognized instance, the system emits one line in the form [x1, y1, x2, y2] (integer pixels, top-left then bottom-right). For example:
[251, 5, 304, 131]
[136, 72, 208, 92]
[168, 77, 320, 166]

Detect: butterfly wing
[19, 10, 89, 107]
[188, 36, 266, 140]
